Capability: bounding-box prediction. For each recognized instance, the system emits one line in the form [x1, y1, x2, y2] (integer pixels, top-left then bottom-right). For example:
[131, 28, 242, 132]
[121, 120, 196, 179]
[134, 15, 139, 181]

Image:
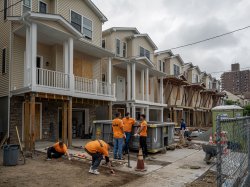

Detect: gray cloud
[93, 0, 250, 76]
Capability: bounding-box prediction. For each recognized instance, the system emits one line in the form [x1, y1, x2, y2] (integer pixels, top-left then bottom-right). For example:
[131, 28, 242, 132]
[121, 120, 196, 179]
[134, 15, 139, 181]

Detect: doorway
[117, 76, 125, 100]
[36, 56, 43, 84]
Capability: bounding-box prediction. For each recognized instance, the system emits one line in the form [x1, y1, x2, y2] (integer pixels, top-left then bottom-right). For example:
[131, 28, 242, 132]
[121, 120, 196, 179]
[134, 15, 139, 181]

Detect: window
[192, 74, 199, 83]
[82, 17, 92, 40]
[23, 0, 31, 13]
[173, 64, 180, 76]
[2, 49, 6, 74]
[116, 39, 120, 55]
[139, 46, 150, 60]
[4, 0, 8, 20]
[102, 39, 106, 48]
[71, 11, 82, 33]
[158, 60, 162, 71]
[122, 42, 127, 57]
[162, 61, 166, 73]
[39, 1, 47, 14]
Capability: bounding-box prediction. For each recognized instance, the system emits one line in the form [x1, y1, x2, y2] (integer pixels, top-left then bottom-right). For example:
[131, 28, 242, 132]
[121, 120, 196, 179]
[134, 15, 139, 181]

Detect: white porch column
[126, 103, 130, 114]
[24, 26, 31, 86]
[131, 104, 136, 119]
[141, 70, 145, 101]
[145, 68, 149, 101]
[160, 108, 164, 122]
[127, 63, 131, 100]
[140, 107, 144, 114]
[63, 41, 69, 74]
[132, 63, 136, 100]
[160, 77, 164, 104]
[107, 57, 112, 84]
[68, 37, 74, 91]
[30, 23, 37, 87]
[146, 106, 149, 121]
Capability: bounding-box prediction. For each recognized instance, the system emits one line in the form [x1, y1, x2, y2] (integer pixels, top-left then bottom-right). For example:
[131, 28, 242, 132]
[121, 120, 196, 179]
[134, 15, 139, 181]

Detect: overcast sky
[93, 0, 250, 78]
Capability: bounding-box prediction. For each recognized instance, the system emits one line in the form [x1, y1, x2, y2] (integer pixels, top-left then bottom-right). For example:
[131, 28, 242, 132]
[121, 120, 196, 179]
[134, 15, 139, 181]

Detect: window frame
[2, 48, 7, 74]
[139, 46, 150, 60]
[102, 39, 106, 49]
[70, 10, 82, 33]
[38, 1, 48, 14]
[173, 64, 180, 76]
[122, 42, 127, 58]
[22, 0, 32, 14]
[116, 38, 121, 56]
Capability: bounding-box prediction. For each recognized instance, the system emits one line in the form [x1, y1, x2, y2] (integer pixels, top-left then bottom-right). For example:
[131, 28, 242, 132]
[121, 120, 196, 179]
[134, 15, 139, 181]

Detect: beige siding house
[102, 27, 167, 122]
[0, 0, 115, 149]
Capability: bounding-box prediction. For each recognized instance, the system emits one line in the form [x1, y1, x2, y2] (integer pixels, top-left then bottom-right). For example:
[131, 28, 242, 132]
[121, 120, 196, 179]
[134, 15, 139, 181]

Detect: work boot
[90, 170, 100, 175]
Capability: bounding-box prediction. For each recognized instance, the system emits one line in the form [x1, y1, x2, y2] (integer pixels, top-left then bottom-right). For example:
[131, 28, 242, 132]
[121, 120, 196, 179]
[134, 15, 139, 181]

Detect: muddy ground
[0, 151, 139, 187]
[186, 170, 217, 187]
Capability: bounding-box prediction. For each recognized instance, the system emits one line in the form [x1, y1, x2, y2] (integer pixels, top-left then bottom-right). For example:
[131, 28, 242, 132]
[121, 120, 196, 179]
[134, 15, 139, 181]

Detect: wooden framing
[62, 101, 68, 144]
[30, 93, 36, 151]
[175, 86, 180, 105]
[24, 94, 30, 151]
[67, 97, 72, 147]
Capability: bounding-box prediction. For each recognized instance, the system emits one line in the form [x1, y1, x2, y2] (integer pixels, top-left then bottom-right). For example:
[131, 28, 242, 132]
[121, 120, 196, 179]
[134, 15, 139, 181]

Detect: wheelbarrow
[202, 144, 218, 165]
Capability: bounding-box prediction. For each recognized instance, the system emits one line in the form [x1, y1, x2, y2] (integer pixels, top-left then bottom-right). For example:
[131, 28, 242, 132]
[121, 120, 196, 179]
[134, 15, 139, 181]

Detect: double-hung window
[116, 39, 121, 56]
[122, 42, 127, 57]
[71, 11, 82, 33]
[139, 46, 150, 60]
[39, 1, 47, 14]
[102, 39, 106, 48]
[173, 64, 180, 76]
[70, 11, 93, 40]
[23, 0, 31, 13]
[2, 49, 6, 74]
[82, 17, 92, 40]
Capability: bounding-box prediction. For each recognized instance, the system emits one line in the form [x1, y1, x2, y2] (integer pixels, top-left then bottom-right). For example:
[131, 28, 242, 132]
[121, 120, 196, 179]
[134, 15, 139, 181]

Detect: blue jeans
[123, 132, 131, 154]
[91, 153, 103, 170]
[114, 138, 123, 159]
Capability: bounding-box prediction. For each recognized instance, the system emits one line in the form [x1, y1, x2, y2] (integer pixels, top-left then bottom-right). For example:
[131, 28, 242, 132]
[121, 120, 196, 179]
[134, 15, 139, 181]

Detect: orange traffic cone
[135, 148, 147, 172]
[209, 135, 213, 144]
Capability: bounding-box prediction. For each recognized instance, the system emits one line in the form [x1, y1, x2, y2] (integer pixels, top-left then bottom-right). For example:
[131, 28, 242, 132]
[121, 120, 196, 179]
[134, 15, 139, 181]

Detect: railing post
[113, 83, 116, 98]
[94, 79, 98, 94]
[216, 115, 222, 187]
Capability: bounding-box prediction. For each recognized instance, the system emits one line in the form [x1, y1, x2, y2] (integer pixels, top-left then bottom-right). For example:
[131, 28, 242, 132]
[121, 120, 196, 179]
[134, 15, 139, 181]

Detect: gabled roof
[128, 34, 158, 50]
[173, 54, 185, 66]
[155, 50, 174, 56]
[85, 0, 108, 22]
[102, 27, 140, 35]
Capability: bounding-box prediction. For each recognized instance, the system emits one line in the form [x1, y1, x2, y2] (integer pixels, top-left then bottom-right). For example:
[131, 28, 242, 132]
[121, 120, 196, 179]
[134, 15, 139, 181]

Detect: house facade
[102, 27, 167, 122]
[0, 0, 115, 149]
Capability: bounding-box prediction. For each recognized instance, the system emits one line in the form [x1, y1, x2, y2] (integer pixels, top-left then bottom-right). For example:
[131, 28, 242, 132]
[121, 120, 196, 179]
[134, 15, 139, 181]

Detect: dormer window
[173, 64, 180, 76]
[139, 46, 150, 60]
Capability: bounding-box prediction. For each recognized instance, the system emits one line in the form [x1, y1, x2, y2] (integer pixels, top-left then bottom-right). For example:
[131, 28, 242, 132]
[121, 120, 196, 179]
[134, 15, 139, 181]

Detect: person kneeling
[85, 139, 114, 175]
[46, 141, 71, 161]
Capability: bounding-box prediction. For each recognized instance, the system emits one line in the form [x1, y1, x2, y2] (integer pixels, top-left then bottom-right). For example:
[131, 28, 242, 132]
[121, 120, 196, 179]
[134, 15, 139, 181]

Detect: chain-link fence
[216, 117, 250, 187]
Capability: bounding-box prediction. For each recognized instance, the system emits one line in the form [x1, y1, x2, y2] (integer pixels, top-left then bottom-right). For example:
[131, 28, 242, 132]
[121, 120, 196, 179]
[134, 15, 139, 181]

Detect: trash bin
[3, 144, 19, 166]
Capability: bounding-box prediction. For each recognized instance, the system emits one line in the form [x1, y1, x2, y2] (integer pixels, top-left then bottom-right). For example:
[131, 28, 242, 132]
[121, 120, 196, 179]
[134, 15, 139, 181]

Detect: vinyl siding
[57, 0, 102, 46]
[0, 0, 11, 97]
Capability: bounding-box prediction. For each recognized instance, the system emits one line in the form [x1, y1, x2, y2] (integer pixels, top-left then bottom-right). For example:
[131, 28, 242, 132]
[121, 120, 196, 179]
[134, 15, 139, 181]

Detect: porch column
[107, 57, 112, 95]
[160, 108, 164, 122]
[132, 63, 136, 100]
[160, 77, 164, 104]
[30, 93, 36, 151]
[140, 107, 144, 114]
[67, 97, 72, 147]
[109, 102, 113, 120]
[145, 68, 149, 101]
[126, 103, 130, 114]
[68, 37, 74, 91]
[24, 94, 30, 151]
[24, 26, 31, 86]
[141, 70, 145, 101]
[127, 63, 131, 100]
[30, 23, 37, 87]
[131, 104, 136, 119]
[63, 41, 69, 74]
[62, 101, 68, 143]
[146, 106, 149, 121]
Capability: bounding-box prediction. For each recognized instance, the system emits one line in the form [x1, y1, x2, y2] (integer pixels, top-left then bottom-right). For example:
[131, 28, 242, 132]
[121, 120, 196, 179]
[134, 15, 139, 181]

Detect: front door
[117, 76, 125, 100]
[35, 104, 41, 140]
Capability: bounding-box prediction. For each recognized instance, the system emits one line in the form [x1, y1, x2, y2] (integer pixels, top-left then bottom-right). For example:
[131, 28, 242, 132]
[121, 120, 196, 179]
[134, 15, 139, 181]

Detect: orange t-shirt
[53, 142, 67, 154]
[122, 118, 136, 132]
[85, 140, 109, 157]
[112, 118, 124, 138]
[140, 120, 147, 137]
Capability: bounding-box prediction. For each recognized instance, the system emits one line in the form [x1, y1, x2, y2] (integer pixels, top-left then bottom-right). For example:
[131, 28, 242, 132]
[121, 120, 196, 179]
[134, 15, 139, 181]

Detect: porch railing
[75, 76, 114, 97]
[36, 68, 69, 89]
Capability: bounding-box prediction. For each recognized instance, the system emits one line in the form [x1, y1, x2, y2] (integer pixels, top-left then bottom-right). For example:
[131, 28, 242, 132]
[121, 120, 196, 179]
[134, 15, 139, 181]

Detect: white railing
[75, 76, 114, 97]
[36, 68, 69, 89]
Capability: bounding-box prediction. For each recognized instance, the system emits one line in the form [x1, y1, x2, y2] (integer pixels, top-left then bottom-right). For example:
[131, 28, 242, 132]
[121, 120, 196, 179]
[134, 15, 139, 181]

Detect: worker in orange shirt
[85, 139, 114, 175]
[46, 141, 71, 160]
[112, 112, 125, 160]
[135, 114, 148, 159]
[122, 112, 136, 155]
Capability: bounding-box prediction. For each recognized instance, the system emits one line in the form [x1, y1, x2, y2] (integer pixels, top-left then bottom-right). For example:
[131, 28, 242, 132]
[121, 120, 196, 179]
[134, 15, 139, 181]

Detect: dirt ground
[0, 151, 139, 187]
[186, 170, 217, 187]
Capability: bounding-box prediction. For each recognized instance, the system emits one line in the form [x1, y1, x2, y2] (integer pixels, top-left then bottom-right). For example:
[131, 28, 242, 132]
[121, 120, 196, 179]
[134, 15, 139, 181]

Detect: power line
[169, 25, 250, 50]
